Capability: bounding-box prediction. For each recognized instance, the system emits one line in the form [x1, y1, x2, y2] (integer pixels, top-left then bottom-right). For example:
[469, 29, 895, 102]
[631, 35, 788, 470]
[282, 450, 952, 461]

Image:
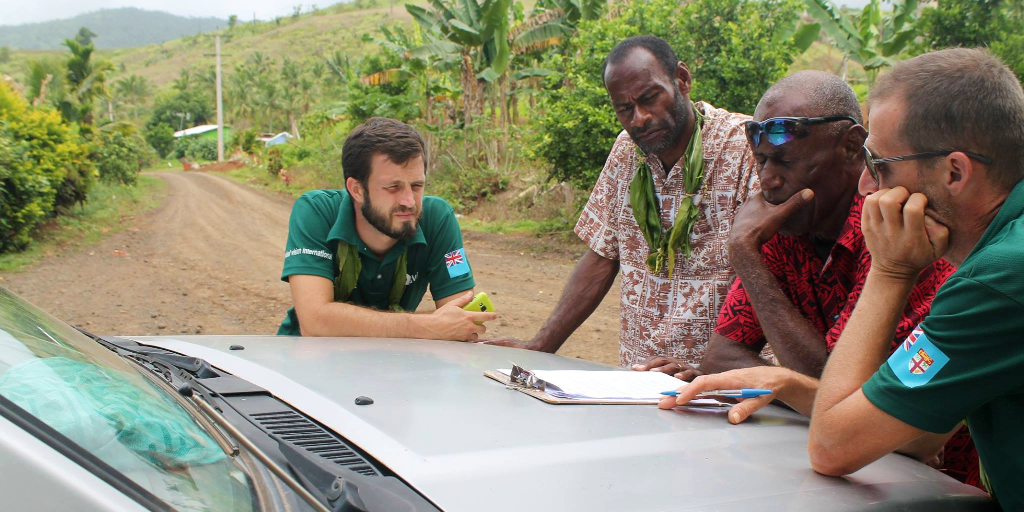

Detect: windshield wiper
[177, 384, 333, 512]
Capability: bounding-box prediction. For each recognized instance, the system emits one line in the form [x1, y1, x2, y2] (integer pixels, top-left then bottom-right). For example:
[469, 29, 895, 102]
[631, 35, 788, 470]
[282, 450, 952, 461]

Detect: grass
[0, 174, 168, 273]
[459, 218, 574, 235]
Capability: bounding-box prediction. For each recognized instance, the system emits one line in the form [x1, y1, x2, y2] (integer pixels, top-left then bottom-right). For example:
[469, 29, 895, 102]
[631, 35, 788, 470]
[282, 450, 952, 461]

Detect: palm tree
[114, 74, 151, 119]
[60, 38, 113, 125]
[172, 67, 193, 92]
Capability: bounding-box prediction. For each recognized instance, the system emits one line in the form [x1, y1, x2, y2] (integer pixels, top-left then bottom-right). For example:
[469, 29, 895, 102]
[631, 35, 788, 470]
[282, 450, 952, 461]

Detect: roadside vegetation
[2, 0, 1022, 256]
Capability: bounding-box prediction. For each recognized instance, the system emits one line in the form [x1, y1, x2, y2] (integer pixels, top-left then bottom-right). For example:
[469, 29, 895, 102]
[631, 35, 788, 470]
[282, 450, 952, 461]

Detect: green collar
[326, 190, 426, 262]
[966, 179, 1024, 262]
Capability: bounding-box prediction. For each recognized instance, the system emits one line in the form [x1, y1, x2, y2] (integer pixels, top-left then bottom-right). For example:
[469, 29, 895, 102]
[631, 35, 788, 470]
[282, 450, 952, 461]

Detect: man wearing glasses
[700, 70, 955, 383]
[806, 48, 1024, 508]
[661, 70, 975, 481]
[695, 70, 977, 485]
[664, 49, 1022, 505]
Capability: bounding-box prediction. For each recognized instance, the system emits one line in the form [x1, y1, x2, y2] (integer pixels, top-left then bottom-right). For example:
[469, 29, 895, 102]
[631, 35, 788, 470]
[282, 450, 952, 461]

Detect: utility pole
[204, 36, 231, 162]
[215, 34, 224, 162]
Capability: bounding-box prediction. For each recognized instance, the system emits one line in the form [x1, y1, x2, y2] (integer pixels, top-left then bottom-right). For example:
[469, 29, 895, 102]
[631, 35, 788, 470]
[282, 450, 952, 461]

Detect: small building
[256, 132, 293, 148]
[174, 124, 232, 142]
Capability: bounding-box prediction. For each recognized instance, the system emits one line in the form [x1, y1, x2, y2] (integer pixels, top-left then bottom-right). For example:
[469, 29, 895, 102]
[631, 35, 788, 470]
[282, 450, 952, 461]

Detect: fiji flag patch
[444, 248, 470, 278]
[887, 325, 949, 388]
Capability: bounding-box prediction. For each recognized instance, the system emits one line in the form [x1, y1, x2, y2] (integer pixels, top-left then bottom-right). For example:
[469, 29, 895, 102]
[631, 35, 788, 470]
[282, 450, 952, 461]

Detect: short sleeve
[862, 277, 1024, 433]
[280, 193, 337, 282]
[714, 278, 767, 349]
[574, 132, 632, 260]
[423, 198, 476, 300]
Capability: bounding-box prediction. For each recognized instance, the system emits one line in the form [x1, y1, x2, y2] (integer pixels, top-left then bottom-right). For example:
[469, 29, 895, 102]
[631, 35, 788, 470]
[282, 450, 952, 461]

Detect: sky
[0, 0, 875, 26]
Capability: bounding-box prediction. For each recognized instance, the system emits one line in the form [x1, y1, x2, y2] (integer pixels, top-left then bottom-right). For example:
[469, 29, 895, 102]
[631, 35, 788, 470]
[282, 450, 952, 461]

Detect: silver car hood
[133, 335, 990, 512]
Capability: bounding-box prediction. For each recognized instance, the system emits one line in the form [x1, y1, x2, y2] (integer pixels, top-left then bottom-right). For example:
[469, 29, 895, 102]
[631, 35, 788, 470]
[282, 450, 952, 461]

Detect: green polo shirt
[277, 189, 475, 336]
[863, 179, 1024, 509]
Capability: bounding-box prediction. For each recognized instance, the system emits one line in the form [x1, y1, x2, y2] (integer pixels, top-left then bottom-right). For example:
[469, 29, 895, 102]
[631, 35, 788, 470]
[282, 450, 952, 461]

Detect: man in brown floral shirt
[484, 36, 758, 372]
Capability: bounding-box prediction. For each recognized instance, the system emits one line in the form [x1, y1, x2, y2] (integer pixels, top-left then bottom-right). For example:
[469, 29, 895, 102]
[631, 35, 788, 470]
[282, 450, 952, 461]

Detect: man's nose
[398, 187, 416, 208]
[758, 162, 784, 192]
[858, 167, 879, 196]
[633, 106, 653, 131]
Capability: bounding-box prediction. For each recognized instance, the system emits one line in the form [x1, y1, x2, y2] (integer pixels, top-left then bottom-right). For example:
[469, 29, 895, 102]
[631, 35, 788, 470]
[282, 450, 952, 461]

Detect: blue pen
[660, 388, 772, 399]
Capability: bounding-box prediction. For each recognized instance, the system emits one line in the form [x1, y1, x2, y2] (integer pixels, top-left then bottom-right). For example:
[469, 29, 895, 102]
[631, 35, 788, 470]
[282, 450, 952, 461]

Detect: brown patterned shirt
[575, 102, 759, 368]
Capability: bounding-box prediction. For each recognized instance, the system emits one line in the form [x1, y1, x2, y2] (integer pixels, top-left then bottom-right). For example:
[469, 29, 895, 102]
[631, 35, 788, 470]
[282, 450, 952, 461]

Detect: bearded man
[277, 117, 495, 339]
[486, 36, 759, 372]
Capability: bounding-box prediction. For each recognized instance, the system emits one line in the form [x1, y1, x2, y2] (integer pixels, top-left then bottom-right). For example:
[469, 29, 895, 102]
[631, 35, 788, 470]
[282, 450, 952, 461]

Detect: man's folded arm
[727, 250, 828, 377]
[289, 274, 491, 340]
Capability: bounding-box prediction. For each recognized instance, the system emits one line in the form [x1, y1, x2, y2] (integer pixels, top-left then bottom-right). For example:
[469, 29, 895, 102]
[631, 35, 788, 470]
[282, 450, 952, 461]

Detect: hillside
[102, 2, 414, 90]
[0, 8, 225, 50]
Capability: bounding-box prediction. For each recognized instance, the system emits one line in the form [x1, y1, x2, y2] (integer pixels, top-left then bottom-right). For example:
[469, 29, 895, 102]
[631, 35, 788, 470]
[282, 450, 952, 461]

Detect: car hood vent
[249, 410, 380, 476]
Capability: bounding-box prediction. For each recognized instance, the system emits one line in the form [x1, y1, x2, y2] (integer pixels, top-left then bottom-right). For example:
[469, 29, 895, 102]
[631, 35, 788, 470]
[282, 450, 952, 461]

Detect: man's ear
[839, 124, 868, 166]
[942, 152, 975, 197]
[674, 61, 693, 96]
[346, 177, 365, 203]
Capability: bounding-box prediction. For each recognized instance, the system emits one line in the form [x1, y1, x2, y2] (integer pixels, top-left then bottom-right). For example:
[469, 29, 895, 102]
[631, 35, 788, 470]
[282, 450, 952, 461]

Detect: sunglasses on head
[744, 115, 859, 147]
[863, 147, 994, 184]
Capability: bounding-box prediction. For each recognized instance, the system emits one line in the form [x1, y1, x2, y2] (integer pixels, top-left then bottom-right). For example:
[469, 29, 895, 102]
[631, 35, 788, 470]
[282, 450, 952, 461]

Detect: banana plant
[406, 0, 513, 83]
[802, 0, 920, 83]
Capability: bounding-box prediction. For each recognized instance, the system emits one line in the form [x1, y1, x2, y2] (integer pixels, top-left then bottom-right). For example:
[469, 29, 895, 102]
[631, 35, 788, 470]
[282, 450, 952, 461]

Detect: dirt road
[0, 171, 621, 365]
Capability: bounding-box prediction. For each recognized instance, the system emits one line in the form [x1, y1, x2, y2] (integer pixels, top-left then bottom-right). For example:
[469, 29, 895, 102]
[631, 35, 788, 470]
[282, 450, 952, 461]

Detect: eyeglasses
[744, 115, 859, 147]
[863, 147, 994, 184]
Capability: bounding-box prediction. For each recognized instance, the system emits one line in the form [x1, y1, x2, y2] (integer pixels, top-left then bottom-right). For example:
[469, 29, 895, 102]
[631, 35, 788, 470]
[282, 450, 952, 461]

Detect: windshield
[0, 287, 257, 512]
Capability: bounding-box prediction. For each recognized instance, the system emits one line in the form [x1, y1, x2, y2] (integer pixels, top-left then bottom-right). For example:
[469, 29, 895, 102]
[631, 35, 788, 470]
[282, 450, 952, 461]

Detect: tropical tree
[406, 0, 513, 125]
[23, 57, 65, 107]
[114, 74, 151, 119]
[802, 0, 921, 83]
[228, 15, 239, 31]
[59, 38, 113, 125]
[75, 27, 97, 46]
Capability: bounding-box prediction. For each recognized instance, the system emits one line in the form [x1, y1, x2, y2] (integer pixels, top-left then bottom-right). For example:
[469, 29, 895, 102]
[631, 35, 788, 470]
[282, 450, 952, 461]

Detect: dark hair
[602, 35, 679, 87]
[342, 117, 426, 187]
[869, 47, 1024, 190]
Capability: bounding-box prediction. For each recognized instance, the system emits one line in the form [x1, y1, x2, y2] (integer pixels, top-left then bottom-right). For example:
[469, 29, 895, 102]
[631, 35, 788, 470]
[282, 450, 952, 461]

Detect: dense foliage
[538, 0, 804, 191]
[915, 0, 1024, 81]
[95, 128, 156, 185]
[0, 82, 92, 252]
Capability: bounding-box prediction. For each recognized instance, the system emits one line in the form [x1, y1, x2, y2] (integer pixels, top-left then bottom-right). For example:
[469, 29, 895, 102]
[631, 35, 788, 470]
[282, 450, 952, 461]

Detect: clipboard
[483, 370, 729, 407]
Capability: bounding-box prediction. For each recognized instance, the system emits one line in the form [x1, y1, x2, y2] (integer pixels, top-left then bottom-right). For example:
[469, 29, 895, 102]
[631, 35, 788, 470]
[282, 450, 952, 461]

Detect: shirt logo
[406, 272, 419, 285]
[444, 248, 470, 278]
[887, 325, 949, 388]
[908, 348, 934, 374]
[903, 327, 923, 352]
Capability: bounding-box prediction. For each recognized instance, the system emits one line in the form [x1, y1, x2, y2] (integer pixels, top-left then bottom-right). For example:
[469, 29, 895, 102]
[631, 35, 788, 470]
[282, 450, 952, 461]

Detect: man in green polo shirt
[802, 48, 1024, 507]
[278, 117, 496, 339]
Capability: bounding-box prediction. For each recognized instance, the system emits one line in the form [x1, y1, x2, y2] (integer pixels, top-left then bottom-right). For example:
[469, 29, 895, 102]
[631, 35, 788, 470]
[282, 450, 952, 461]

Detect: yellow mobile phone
[463, 292, 496, 316]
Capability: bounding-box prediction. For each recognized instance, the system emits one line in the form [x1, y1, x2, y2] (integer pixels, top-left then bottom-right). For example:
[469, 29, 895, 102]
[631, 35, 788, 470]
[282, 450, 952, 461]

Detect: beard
[630, 90, 690, 156]
[361, 191, 420, 241]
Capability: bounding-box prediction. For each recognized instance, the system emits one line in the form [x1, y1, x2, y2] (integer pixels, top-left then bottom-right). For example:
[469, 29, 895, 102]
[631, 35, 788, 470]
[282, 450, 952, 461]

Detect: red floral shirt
[714, 194, 981, 490]
[714, 194, 955, 352]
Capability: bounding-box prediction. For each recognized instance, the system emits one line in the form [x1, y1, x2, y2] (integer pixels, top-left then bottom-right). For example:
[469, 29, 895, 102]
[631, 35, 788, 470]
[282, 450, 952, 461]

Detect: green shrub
[232, 128, 258, 154]
[0, 82, 89, 252]
[172, 136, 193, 158]
[266, 147, 284, 176]
[187, 138, 218, 161]
[537, 0, 802, 192]
[96, 130, 150, 186]
[144, 123, 175, 157]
